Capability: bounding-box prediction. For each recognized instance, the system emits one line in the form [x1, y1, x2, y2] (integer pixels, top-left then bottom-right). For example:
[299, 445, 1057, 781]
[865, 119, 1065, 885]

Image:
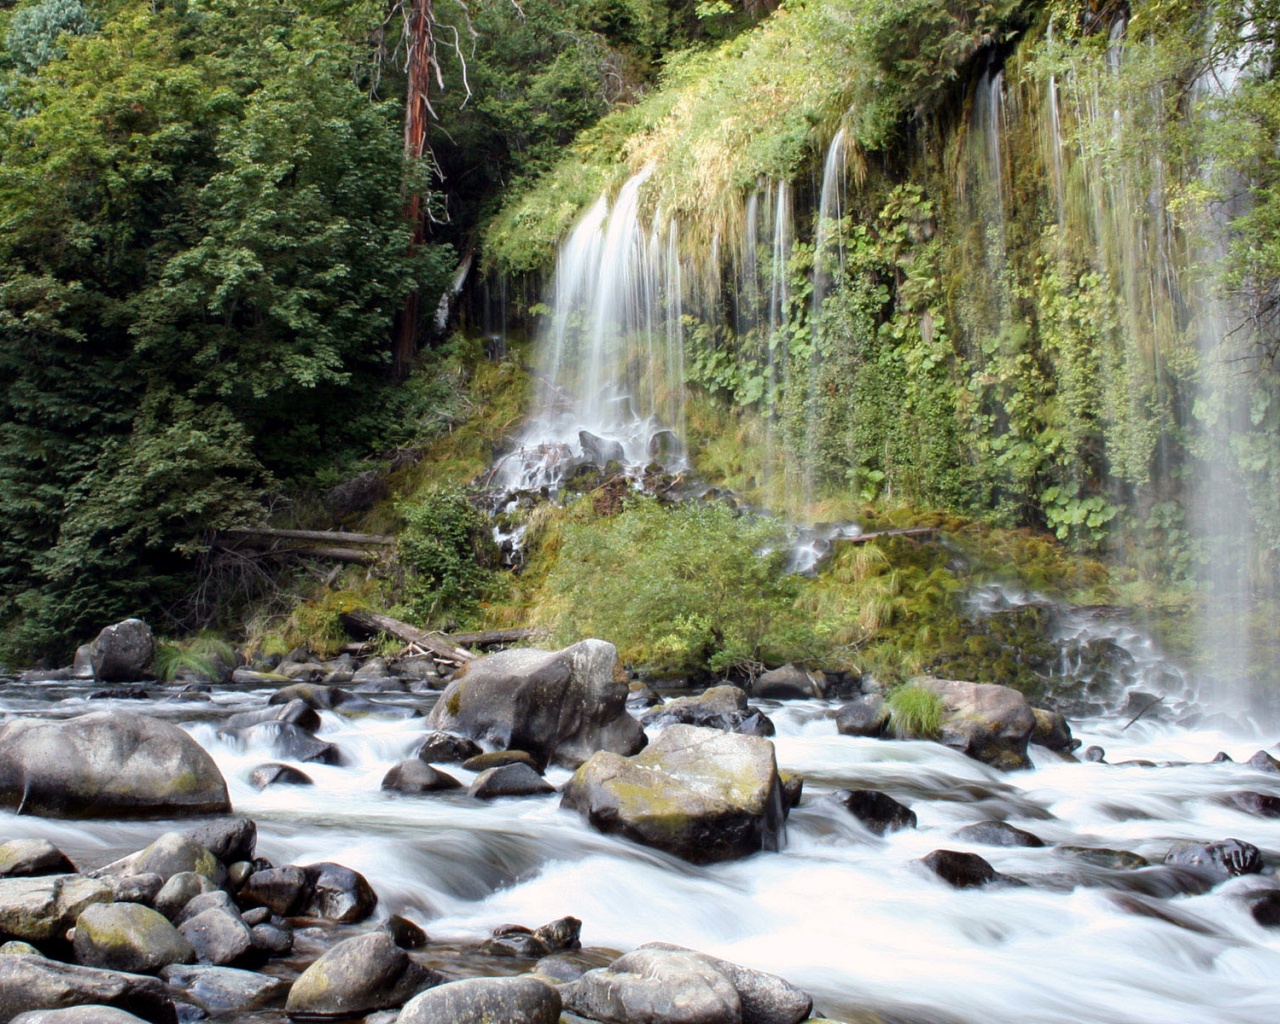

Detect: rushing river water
[2, 669, 1279, 1024]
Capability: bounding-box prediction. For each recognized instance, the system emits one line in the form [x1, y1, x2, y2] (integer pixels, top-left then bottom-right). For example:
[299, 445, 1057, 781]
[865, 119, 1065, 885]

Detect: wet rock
[534, 915, 582, 951]
[386, 915, 428, 950]
[1107, 892, 1218, 935]
[831, 789, 917, 836]
[0, 840, 77, 879]
[394, 656, 441, 684]
[380, 760, 462, 794]
[181, 819, 256, 867]
[640, 685, 775, 737]
[284, 931, 441, 1018]
[1, 940, 42, 954]
[237, 867, 308, 917]
[751, 665, 823, 700]
[400, 975, 561, 1024]
[0, 712, 229, 818]
[114, 834, 224, 888]
[173, 892, 236, 928]
[641, 943, 813, 1024]
[428, 639, 646, 769]
[954, 820, 1045, 848]
[154, 874, 218, 920]
[266, 683, 341, 709]
[779, 771, 804, 810]
[920, 850, 1000, 888]
[0, 955, 177, 1023]
[1211, 751, 1234, 763]
[1226, 791, 1280, 817]
[482, 931, 550, 957]
[0, 875, 114, 943]
[562, 724, 787, 864]
[415, 732, 484, 764]
[248, 923, 291, 957]
[239, 908, 270, 927]
[90, 688, 152, 701]
[561, 948, 741, 1024]
[178, 908, 252, 966]
[106, 875, 164, 908]
[1163, 839, 1261, 880]
[469, 763, 556, 800]
[461, 750, 543, 773]
[229, 670, 290, 686]
[11, 1007, 150, 1024]
[1030, 708, 1077, 752]
[833, 695, 890, 738]
[917, 678, 1038, 771]
[536, 948, 615, 983]
[1246, 890, 1280, 926]
[73, 903, 194, 974]
[229, 722, 343, 765]
[160, 964, 288, 1013]
[299, 862, 377, 923]
[223, 700, 320, 735]
[90, 620, 155, 683]
[579, 430, 626, 466]
[1247, 750, 1280, 774]
[70, 645, 95, 680]
[1083, 745, 1107, 763]
[247, 764, 313, 789]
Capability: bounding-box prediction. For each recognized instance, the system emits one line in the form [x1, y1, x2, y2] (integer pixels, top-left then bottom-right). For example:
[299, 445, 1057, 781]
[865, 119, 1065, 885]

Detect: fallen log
[448, 628, 542, 647]
[341, 609, 476, 664]
[223, 527, 395, 546]
[290, 546, 379, 565]
[832, 527, 940, 545]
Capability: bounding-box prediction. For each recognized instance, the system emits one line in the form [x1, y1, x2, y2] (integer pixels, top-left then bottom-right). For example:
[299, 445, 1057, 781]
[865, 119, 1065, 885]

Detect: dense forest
[2, 0, 1277, 692]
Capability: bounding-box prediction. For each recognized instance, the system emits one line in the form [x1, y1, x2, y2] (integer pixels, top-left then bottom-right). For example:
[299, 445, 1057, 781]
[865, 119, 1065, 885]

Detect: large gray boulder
[427, 639, 646, 769]
[398, 976, 561, 1024]
[0, 875, 114, 944]
[641, 944, 813, 1024]
[90, 620, 154, 683]
[72, 903, 194, 974]
[561, 724, 787, 864]
[917, 678, 1038, 771]
[0, 712, 229, 818]
[561, 948, 741, 1024]
[0, 954, 177, 1024]
[284, 931, 441, 1017]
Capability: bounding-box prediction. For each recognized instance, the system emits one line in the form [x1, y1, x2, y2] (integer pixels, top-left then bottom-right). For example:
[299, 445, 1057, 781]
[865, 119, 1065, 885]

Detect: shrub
[396, 489, 499, 626]
[153, 634, 237, 683]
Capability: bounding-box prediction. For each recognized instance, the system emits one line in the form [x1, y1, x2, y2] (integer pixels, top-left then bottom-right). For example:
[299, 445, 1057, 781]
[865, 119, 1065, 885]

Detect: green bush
[541, 498, 822, 678]
[886, 683, 944, 739]
[397, 489, 499, 626]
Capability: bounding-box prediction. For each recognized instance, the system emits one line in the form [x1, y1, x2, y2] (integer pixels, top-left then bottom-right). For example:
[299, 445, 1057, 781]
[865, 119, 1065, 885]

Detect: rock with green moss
[0, 875, 115, 944]
[917, 678, 1037, 771]
[399, 975, 561, 1024]
[640, 685, 774, 736]
[561, 724, 787, 864]
[0, 712, 229, 819]
[0, 840, 76, 879]
[73, 902, 194, 974]
[284, 931, 441, 1017]
[104, 833, 225, 888]
[0, 954, 177, 1023]
[428, 639, 646, 769]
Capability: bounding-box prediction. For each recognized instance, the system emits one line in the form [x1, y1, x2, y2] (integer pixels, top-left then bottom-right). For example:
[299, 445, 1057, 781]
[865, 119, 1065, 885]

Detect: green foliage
[886, 684, 944, 739]
[541, 498, 821, 678]
[4, 0, 97, 75]
[154, 634, 237, 682]
[396, 489, 499, 626]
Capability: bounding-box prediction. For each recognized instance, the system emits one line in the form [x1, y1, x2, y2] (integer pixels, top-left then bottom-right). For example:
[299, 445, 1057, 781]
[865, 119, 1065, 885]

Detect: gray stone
[641, 686, 774, 737]
[237, 867, 307, 917]
[109, 834, 224, 887]
[173, 891, 236, 928]
[247, 763, 313, 789]
[0, 875, 114, 944]
[230, 670, 290, 686]
[90, 620, 155, 683]
[579, 430, 626, 466]
[0, 712, 229, 818]
[11, 1006, 150, 1023]
[920, 850, 1000, 888]
[0, 840, 76, 878]
[534, 915, 582, 951]
[641, 944, 813, 1024]
[178, 907, 252, 966]
[461, 749, 543, 773]
[380, 760, 462, 794]
[223, 700, 320, 735]
[248, 923, 291, 956]
[160, 964, 288, 1013]
[751, 665, 822, 700]
[469, 762, 556, 799]
[1164, 839, 1261, 880]
[70, 645, 95, 680]
[954, 820, 1045, 848]
[1030, 708, 1077, 752]
[1, 941, 42, 955]
[562, 725, 786, 864]
[284, 931, 441, 1017]
[831, 790, 916, 836]
[561, 948, 741, 1024]
[299, 862, 377, 923]
[228, 722, 343, 765]
[153, 873, 218, 921]
[415, 732, 483, 764]
[107, 875, 164, 907]
[917, 678, 1038, 771]
[180, 818, 256, 866]
[0, 954, 177, 1023]
[833, 695, 890, 738]
[427, 640, 645, 769]
[398, 975, 561, 1024]
[73, 902, 194, 974]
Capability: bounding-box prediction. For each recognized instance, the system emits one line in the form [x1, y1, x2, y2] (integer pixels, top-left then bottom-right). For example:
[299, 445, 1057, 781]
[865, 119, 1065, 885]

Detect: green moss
[885, 685, 944, 739]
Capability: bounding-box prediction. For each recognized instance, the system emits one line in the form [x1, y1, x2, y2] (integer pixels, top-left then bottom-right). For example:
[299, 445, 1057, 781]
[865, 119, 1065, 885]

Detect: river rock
[248, 922, 292, 956]
[248, 763, 313, 789]
[641, 686, 776, 738]
[181, 818, 257, 866]
[73, 903, 194, 974]
[173, 891, 236, 927]
[534, 915, 582, 950]
[0, 875, 114, 943]
[154, 873, 218, 920]
[917, 678, 1038, 770]
[427, 639, 645, 769]
[237, 867, 308, 916]
[386, 915, 428, 949]
[640, 943, 812, 1024]
[0, 712, 229, 818]
[223, 699, 321, 735]
[116, 834, 225, 887]
[10, 1007, 150, 1023]
[579, 430, 626, 466]
[105, 875, 163, 908]
[178, 907, 252, 966]
[831, 789, 916, 836]
[0, 954, 177, 1023]
[399, 975, 561, 1024]
[468, 762, 556, 799]
[461, 749, 543, 773]
[160, 963, 288, 1013]
[1247, 750, 1280, 773]
[266, 683, 343, 709]
[90, 620, 155, 683]
[284, 931, 441, 1017]
[1247, 890, 1280, 926]
[230, 669, 290, 686]
[833, 695, 890, 738]
[0, 840, 77, 879]
[1227, 791, 1280, 817]
[751, 665, 823, 700]
[381, 760, 462, 793]
[229, 721, 343, 765]
[1030, 708, 1077, 752]
[561, 724, 786, 864]
[415, 732, 483, 764]
[954, 820, 1045, 847]
[561, 947, 741, 1024]
[920, 850, 1000, 888]
[481, 930, 550, 957]
[1163, 839, 1261, 880]
[299, 862, 377, 923]
[1057, 846, 1149, 870]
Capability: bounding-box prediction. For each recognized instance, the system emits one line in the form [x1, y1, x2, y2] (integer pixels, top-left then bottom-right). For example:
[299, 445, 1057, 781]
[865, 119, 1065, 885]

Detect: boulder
[0, 954, 177, 1024]
[181, 818, 257, 866]
[1247, 750, 1280, 774]
[226, 722, 343, 765]
[917, 678, 1037, 771]
[1030, 708, 1077, 752]
[154, 873, 218, 920]
[751, 665, 822, 700]
[534, 915, 582, 951]
[461, 750, 543, 773]
[106, 875, 164, 908]
[0, 875, 114, 944]
[1057, 846, 1149, 870]
[159, 964, 288, 1013]
[236, 868, 308, 917]
[398, 976, 561, 1024]
[0, 713, 229, 818]
[561, 948, 741, 1024]
[415, 732, 483, 764]
[1163, 839, 1261, 881]
[1227, 791, 1280, 817]
[11, 1007, 149, 1024]
[0, 840, 77, 879]
[248, 764, 313, 789]
[428, 640, 645, 769]
[579, 430, 626, 466]
[641, 943, 812, 1024]
[954, 821, 1045, 847]
[70, 646, 95, 680]
[833, 696, 890, 738]
[831, 790, 916, 836]
[641, 686, 774, 737]
[380, 761, 462, 794]
[90, 620, 154, 683]
[284, 931, 441, 1017]
[109, 833, 224, 887]
[1247, 890, 1280, 927]
[561, 724, 786, 864]
[386, 915, 428, 950]
[223, 700, 321, 735]
[481, 930, 549, 958]
[173, 891, 236, 927]
[920, 850, 1000, 888]
[72, 903, 194, 974]
[248, 922, 292, 957]
[299, 863, 377, 923]
[468, 763, 556, 800]
[178, 908, 252, 966]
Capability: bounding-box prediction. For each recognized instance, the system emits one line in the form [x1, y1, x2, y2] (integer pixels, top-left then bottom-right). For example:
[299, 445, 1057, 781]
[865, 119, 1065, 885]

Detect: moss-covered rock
[73, 903, 194, 974]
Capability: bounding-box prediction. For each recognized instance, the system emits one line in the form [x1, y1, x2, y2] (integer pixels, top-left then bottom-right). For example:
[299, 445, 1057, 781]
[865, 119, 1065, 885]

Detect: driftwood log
[222, 527, 395, 546]
[341, 609, 477, 664]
